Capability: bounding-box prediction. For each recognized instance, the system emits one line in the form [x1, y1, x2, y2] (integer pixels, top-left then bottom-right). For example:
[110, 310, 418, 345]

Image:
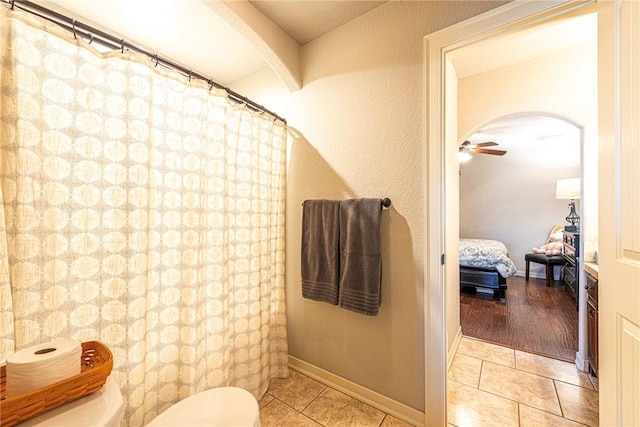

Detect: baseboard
[574, 351, 589, 372]
[515, 269, 562, 281]
[448, 326, 463, 370]
[288, 356, 425, 427]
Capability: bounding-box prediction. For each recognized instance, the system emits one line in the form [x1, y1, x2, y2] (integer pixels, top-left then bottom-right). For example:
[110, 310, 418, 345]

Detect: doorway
[458, 114, 583, 361]
[423, 1, 598, 425]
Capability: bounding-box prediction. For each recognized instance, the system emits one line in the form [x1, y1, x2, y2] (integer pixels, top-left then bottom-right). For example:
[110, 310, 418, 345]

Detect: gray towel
[338, 198, 382, 316]
[301, 199, 341, 304]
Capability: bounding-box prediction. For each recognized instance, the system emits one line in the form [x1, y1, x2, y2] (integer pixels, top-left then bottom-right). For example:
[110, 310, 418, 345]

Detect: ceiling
[41, 0, 387, 87]
[249, 1, 386, 45]
[462, 115, 582, 170]
[462, 114, 581, 169]
[38, 2, 594, 93]
[470, 114, 580, 151]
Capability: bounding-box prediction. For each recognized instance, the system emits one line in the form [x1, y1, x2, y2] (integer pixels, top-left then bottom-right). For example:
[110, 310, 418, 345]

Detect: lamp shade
[556, 178, 580, 199]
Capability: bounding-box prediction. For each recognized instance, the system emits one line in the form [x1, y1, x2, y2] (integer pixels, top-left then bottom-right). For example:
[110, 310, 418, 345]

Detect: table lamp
[556, 178, 580, 231]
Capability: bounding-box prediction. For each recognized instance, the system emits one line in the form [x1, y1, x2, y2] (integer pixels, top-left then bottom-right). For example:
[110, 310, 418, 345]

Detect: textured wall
[233, 1, 508, 411]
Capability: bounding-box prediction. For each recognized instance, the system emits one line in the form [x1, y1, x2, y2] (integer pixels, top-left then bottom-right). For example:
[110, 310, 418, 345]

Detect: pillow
[532, 241, 563, 256]
[548, 231, 564, 243]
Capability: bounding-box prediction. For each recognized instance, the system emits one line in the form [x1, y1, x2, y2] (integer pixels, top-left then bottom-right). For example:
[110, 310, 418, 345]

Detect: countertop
[584, 261, 599, 279]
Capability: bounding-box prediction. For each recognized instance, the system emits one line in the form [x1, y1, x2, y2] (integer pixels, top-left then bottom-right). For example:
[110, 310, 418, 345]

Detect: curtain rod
[2, 0, 287, 124]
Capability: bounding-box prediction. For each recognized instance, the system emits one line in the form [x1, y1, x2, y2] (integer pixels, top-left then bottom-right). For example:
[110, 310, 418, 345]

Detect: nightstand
[562, 231, 580, 306]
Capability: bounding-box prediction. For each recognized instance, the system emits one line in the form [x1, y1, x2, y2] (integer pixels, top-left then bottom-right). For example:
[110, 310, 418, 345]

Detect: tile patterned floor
[448, 337, 599, 427]
[259, 337, 599, 427]
[259, 369, 413, 427]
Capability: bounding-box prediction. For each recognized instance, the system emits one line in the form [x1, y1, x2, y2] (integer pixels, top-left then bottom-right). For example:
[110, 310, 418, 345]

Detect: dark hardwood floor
[460, 275, 578, 361]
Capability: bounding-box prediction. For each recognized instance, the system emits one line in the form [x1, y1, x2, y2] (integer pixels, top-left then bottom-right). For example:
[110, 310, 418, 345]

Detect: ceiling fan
[458, 140, 507, 162]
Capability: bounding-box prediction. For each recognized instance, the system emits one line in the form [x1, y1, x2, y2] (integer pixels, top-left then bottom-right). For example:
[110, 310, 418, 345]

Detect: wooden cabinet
[586, 272, 598, 377]
[562, 231, 580, 304]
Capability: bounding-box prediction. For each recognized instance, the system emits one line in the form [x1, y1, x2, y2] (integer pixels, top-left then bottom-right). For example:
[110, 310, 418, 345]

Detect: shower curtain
[0, 6, 288, 426]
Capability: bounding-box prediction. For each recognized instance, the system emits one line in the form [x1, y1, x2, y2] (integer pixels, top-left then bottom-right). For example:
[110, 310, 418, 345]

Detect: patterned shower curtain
[0, 6, 288, 426]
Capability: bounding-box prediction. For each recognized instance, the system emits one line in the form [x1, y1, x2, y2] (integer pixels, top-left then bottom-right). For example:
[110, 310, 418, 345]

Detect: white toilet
[146, 387, 261, 427]
[18, 377, 124, 427]
[17, 377, 260, 427]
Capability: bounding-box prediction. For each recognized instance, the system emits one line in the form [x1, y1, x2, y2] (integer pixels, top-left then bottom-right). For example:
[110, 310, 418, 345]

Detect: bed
[459, 238, 517, 300]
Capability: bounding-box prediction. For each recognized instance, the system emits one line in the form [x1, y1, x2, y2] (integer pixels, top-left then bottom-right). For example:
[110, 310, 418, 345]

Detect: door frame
[423, 1, 596, 425]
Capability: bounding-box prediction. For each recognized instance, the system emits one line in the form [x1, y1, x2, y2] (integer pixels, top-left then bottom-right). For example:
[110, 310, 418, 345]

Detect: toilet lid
[146, 387, 260, 427]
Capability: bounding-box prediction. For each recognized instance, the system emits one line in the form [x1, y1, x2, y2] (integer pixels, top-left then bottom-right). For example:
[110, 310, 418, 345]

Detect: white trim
[288, 356, 424, 427]
[447, 326, 463, 371]
[515, 269, 563, 281]
[423, 1, 596, 425]
[574, 349, 589, 372]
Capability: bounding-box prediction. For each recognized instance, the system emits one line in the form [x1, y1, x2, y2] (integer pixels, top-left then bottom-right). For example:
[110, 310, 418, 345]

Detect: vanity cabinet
[586, 271, 598, 377]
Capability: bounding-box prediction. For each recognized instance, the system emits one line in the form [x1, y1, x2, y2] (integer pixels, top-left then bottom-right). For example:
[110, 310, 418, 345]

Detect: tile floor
[258, 370, 413, 427]
[259, 336, 599, 427]
[448, 336, 599, 427]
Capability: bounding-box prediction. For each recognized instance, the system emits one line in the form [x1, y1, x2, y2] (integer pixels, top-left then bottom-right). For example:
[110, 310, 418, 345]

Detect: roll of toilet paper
[6, 339, 82, 397]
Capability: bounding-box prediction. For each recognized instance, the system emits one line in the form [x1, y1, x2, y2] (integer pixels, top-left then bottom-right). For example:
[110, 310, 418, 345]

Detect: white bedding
[459, 238, 517, 278]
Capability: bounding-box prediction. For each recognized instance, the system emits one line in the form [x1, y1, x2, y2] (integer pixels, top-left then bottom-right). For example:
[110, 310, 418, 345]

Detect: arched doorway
[458, 113, 582, 361]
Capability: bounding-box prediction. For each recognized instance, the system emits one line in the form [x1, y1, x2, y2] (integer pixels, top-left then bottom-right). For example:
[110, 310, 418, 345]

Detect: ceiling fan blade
[472, 148, 507, 156]
[475, 141, 498, 147]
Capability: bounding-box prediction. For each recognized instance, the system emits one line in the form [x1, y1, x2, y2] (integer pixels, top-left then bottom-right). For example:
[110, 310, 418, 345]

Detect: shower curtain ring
[153, 53, 159, 67]
[120, 39, 125, 54]
[208, 80, 214, 91]
[88, 33, 93, 44]
[10, 0, 15, 10]
[188, 70, 192, 81]
[72, 19, 77, 40]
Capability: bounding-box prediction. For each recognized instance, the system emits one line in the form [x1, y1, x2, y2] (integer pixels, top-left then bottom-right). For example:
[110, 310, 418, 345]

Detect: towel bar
[302, 198, 391, 208]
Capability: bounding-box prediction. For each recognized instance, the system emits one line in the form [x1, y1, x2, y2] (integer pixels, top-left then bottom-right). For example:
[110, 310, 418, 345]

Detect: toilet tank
[17, 377, 124, 427]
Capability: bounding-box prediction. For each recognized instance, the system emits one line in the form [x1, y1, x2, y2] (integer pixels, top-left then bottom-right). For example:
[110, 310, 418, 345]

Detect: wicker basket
[0, 341, 113, 427]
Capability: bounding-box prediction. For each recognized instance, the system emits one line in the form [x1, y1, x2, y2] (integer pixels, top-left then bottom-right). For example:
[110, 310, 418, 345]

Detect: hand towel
[301, 199, 341, 304]
[338, 198, 382, 316]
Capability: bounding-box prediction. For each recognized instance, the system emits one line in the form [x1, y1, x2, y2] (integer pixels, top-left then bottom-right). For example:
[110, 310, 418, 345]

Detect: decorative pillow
[532, 241, 563, 256]
[548, 231, 564, 243]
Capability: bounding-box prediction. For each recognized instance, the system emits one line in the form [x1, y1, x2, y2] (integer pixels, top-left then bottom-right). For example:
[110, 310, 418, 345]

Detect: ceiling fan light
[458, 151, 472, 163]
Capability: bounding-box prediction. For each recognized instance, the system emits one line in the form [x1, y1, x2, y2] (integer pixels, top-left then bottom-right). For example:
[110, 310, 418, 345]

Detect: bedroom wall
[459, 138, 580, 277]
[457, 43, 597, 278]
[233, 0, 508, 411]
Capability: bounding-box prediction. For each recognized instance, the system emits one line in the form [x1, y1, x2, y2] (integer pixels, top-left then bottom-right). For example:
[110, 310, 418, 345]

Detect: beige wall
[233, 1, 507, 411]
[458, 43, 598, 248]
[459, 132, 581, 277]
